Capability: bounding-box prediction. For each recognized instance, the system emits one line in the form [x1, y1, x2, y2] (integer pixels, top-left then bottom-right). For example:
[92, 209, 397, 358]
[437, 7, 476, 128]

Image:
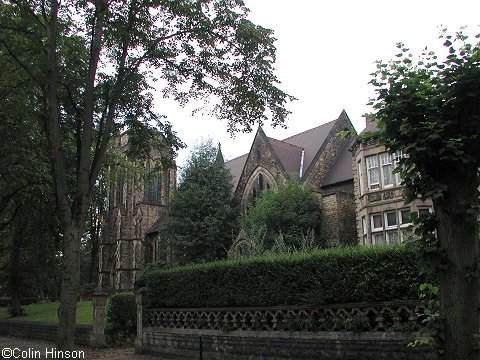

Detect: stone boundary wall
[139, 328, 436, 360]
[0, 320, 91, 346]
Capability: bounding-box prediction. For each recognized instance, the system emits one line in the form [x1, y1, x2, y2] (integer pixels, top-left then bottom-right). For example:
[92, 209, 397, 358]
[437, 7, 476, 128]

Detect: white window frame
[393, 150, 405, 186]
[370, 213, 383, 232]
[357, 160, 364, 196]
[400, 229, 413, 243]
[384, 210, 398, 229]
[372, 232, 385, 245]
[362, 216, 367, 236]
[386, 230, 399, 244]
[379, 152, 394, 188]
[366, 155, 380, 190]
[399, 208, 412, 227]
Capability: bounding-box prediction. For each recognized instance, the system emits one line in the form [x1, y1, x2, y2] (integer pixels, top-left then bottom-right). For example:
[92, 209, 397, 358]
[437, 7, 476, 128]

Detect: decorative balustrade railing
[143, 301, 425, 332]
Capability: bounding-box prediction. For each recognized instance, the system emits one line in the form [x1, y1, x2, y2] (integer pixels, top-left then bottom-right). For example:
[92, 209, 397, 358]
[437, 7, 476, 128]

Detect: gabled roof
[267, 137, 303, 177]
[224, 111, 354, 192]
[322, 137, 355, 187]
[281, 120, 336, 175]
[225, 153, 248, 191]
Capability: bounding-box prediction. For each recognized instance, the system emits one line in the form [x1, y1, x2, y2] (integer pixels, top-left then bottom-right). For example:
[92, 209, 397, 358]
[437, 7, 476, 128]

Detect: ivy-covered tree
[0, 0, 293, 348]
[163, 140, 238, 265]
[370, 30, 480, 360]
[242, 180, 321, 248]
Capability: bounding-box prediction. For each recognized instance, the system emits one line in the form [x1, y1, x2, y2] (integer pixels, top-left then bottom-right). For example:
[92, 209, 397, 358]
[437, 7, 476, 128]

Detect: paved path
[0, 336, 160, 359]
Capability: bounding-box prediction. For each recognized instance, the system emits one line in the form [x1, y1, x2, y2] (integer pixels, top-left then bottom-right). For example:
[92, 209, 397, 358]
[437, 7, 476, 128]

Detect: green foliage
[242, 181, 321, 248]
[163, 139, 239, 265]
[144, 245, 434, 308]
[105, 293, 136, 335]
[370, 29, 480, 209]
[408, 283, 440, 349]
[370, 29, 480, 358]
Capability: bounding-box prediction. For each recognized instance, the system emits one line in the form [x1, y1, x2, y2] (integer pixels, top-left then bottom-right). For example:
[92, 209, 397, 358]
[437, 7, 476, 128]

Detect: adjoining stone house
[350, 119, 433, 245]
[98, 132, 176, 291]
[225, 110, 358, 246]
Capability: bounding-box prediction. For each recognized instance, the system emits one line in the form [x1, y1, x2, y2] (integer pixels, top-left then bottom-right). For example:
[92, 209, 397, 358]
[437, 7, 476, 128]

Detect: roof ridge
[281, 119, 336, 142]
[267, 136, 304, 150]
[224, 152, 248, 164]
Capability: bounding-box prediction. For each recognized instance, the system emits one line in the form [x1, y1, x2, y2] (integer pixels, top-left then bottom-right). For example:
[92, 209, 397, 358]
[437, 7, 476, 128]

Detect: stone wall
[303, 113, 353, 189]
[139, 328, 436, 360]
[0, 320, 91, 346]
[318, 185, 357, 246]
[234, 129, 286, 211]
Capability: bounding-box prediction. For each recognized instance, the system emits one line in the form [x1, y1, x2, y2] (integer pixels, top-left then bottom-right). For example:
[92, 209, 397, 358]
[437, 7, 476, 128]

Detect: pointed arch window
[144, 162, 161, 203]
[115, 174, 123, 206]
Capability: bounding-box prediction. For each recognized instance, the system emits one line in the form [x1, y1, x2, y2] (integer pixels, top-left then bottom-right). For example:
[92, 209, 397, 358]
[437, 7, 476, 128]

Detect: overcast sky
[155, 0, 480, 169]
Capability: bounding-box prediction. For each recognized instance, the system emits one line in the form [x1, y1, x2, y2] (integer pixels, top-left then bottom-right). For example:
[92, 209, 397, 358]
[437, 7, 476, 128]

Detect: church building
[98, 133, 176, 291]
[225, 110, 357, 246]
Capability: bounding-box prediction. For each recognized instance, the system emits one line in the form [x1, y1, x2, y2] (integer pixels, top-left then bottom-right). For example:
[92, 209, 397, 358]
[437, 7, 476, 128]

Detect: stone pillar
[135, 287, 148, 354]
[90, 289, 108, 347]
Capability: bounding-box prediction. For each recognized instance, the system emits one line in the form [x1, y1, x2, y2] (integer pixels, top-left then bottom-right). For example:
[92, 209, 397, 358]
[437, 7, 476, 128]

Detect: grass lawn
[0, 300, 92, 324]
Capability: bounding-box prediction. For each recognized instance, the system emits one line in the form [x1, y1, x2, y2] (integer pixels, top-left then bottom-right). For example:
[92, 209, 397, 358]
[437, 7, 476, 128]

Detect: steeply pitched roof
[225, 153, 248, 191]
[267, 137, 303, 177]
[224, 112, 354, 191]
[322, 137, 355, 187]
[281, 120, 336, 175]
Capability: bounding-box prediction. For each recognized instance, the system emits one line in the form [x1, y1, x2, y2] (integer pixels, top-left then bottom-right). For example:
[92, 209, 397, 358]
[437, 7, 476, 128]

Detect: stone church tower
[98, 133, 176, 291]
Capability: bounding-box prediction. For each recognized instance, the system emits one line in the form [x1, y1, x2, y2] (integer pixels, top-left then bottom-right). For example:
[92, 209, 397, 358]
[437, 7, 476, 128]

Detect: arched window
[115, 174, 123, 206]
[259, 173, 264, 191]
[144, 162, 150, 201]
[144, 162, 161, 203]
[252, 188, 257, 202]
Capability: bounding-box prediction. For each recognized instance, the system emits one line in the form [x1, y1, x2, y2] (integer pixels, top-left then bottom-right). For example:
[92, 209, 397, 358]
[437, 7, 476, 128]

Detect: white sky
[155, 0, 480, 169]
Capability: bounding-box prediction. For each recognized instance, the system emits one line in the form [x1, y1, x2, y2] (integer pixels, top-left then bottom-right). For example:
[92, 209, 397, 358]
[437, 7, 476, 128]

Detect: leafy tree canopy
[369, 29, 480, 360]
[0, 0, 293, 347]
[163, 139, 238, 265]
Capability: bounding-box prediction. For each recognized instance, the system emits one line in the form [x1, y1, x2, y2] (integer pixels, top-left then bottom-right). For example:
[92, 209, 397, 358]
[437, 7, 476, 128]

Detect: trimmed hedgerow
[144, 245, 434, 308]
[105, 292, 136, 335]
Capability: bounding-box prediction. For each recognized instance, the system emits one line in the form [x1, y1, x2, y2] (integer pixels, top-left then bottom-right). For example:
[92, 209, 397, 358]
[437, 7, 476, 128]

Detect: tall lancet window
[144, 162, 161, 203]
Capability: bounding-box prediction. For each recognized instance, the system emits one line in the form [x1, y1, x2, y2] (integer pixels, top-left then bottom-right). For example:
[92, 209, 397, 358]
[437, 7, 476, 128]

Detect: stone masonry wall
[234, 130, 286, 208]
[139, 328, 436, 360]
[0, 320, 91, 346]
[318, 185, 356, 246]
[303, 114, 353, 189]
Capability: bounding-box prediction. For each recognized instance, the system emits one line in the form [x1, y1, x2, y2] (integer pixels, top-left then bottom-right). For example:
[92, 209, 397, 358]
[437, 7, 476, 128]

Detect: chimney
[363, 113, 373, 127]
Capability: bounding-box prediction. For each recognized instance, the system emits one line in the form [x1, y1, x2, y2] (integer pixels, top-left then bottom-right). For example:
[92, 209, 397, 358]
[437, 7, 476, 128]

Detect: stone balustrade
[142, 300, 425, 333]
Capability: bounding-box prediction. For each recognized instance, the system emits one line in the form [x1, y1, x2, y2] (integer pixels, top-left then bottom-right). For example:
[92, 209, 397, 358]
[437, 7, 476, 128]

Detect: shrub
[144, 244, 435, 308]
[242, 181, 321, 248]
[105, 292, 136, 335]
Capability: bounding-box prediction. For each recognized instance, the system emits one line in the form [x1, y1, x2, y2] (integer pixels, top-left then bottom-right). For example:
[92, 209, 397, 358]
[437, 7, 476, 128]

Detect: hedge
[144, 245, 434, 308]
[105, 292, 136, 335]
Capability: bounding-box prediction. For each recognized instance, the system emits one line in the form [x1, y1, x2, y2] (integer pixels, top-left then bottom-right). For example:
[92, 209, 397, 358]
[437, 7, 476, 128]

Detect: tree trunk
[9, 222, 23, 317]
[435, 182, 480, 360]
[57, 222, 82, 350]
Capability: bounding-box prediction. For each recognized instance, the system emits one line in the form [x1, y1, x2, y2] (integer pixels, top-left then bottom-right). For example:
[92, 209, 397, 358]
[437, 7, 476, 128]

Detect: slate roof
[281, 120, 336, 174]
[360, 120, 379, 135]
[322, 137, 355, 187]
[267, 137, 303, 177]
[225, 153, 248, 192]
[224, 112, 354, 192]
